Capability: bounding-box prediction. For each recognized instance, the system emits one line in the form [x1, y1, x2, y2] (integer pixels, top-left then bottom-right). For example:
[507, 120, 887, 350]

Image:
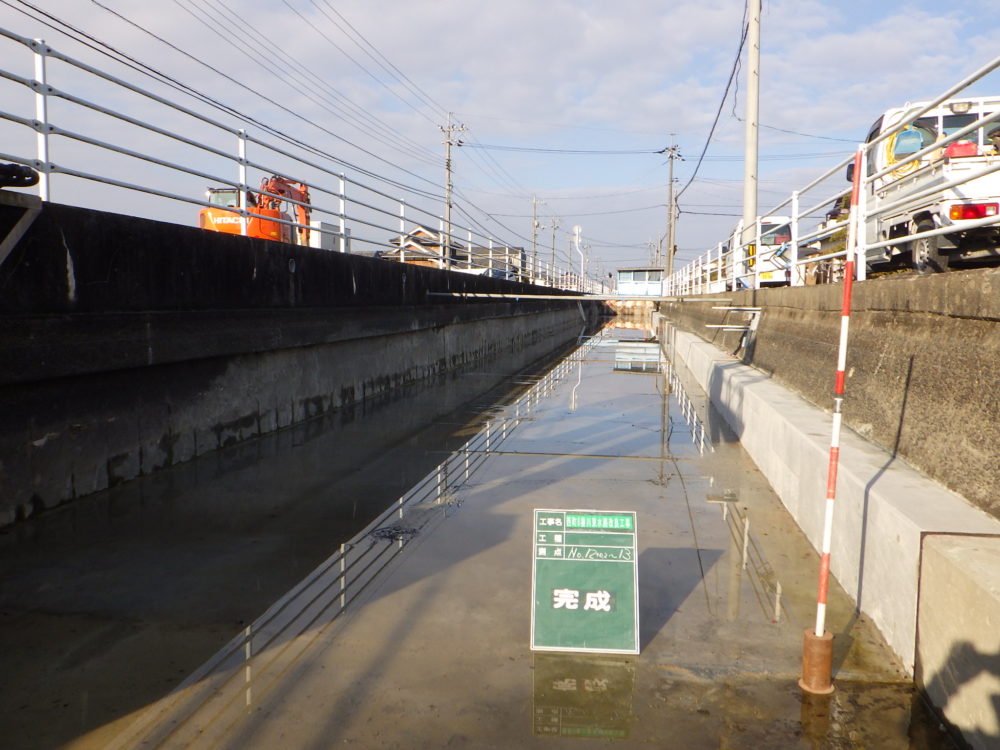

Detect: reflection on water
[101, 333, 609, 750]
[15, 321, 958, 749]
[533, 654, 635, 740]
[613, 339, 661, 374]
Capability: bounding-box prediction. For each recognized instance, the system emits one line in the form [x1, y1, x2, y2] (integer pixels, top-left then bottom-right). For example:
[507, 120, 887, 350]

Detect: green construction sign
[531, 509, 639, 654]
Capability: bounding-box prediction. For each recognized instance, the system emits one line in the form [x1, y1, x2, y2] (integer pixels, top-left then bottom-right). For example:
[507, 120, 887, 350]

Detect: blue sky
[1, 0, 998, 273]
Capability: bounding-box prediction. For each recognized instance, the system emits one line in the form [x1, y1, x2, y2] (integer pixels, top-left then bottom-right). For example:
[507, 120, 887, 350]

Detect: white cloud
[1, 0, 998, 260]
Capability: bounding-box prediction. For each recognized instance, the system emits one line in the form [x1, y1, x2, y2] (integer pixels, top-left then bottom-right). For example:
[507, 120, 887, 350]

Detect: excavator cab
[198, 186, 291, 242]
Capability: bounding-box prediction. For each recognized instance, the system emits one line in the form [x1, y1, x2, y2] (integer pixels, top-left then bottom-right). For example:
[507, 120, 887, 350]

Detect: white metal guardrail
[668, 55, 1000, 295]
[0, 28, 607, 294]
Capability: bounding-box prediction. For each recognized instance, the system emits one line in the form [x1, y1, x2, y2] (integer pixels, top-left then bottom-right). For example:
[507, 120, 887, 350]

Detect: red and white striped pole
[800, 147, 864, 695]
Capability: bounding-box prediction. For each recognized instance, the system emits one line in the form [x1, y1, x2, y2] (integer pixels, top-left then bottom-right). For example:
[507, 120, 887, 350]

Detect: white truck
[858, 96, 1000, 273]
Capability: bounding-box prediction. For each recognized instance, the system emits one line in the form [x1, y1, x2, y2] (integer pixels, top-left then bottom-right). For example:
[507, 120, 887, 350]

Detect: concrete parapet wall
[659, 268, 1000, 521]
[0, 199, 602, 526]
[658, 321, 1000, 678]
[917, 535, 1000, 749]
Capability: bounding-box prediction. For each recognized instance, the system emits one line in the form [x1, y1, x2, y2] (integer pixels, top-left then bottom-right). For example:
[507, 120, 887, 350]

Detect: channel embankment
[0, 196, 605, 526]
[656, 270, 1000, 748]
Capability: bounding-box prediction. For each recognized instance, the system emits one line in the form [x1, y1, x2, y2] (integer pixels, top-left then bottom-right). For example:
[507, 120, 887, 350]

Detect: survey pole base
[799, 628, 835, 695]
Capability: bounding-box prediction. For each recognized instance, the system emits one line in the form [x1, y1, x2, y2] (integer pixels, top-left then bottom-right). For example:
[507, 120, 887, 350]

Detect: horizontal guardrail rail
[0, 28, 608, 294]
[668, 54, 1000, 295]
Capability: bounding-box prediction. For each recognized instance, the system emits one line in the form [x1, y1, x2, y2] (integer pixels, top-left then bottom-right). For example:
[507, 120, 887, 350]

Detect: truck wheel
[911, 223, 949, 274]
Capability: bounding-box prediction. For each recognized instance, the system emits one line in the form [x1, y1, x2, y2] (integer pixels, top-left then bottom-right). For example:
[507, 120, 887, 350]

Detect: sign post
[530, 509, 639, 654]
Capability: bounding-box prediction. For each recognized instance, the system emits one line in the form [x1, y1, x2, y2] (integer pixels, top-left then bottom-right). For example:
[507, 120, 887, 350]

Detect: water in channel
[1, 321, 957, 749]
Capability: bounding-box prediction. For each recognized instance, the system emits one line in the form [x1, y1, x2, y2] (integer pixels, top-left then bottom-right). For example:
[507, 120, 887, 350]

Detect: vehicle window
[865, 116, 884, 143]
[618, 271, 632, 282]
[647, 270, 662, 281]
[633, 271, 648, 282]
[941, 114, 978, 139]
[760, 223, 791, 246]
[209, 189, 239, 207]
[910, 118, 938, 148]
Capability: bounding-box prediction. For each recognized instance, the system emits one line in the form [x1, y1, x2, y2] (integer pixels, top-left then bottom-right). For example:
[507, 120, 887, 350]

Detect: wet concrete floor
[0, 346, 580, 750]
[5, 325, 959, 749]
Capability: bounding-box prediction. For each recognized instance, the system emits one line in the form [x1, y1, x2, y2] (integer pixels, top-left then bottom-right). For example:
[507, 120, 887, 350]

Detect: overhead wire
[72, 0, 445, 197]
[461, 143, 663, 155]
[172, 0, 441, 168]
[277, 0, 440, 128]
[490, 204, 666, 219]
[675, 9, 749, 201]
[312, 0, 450, 119]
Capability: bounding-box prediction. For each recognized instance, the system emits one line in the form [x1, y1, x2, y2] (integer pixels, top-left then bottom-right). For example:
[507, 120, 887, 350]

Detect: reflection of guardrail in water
[719, 502, 785, 625]
[107, 332, 604, 748]
[663, 359, 712, 456]
[663, 358, 784, 623]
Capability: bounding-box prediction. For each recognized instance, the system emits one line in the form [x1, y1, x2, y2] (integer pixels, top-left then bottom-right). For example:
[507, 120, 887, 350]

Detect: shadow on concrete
[856, 355, 915, 615]
[638, 547, 724, 651]
[918, 639, 1000, 750]
[0, 338, 583, 750]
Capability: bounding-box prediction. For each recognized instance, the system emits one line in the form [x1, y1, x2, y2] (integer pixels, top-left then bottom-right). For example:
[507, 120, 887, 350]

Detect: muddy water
[3, 324, 958, 749]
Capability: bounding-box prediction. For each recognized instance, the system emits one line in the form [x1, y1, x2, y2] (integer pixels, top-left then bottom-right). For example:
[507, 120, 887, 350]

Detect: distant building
[383, 225, 525, 278]
[381, 225, 457, 268]
[610, 266, 663, 313]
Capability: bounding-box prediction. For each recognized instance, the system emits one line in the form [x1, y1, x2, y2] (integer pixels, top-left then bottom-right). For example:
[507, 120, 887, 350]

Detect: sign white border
[530, 508, 640, 655]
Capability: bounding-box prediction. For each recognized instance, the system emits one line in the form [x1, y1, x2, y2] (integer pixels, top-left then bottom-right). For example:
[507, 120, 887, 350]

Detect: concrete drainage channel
[656, 313, 1000, 749]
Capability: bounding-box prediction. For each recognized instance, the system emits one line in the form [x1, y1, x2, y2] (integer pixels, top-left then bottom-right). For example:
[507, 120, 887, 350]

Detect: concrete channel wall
[656, 302, 1000, 748]
[0, 198, 605, 527]
[658, 268, 1000, 521]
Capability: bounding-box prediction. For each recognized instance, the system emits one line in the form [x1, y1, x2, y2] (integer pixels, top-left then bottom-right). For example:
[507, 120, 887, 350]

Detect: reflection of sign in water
[531, 509, 639, 654]
[533, 653, 635, 739]
[613, 340, 661, 374]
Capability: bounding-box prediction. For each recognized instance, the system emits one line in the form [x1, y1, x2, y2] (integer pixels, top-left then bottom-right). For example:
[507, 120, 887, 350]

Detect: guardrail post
[244, 624, 253, 709]
[488, 239, 494, 275]
[237, 129, 248, 236]
[854, 150, 868, 281]
[339, 174, 347, 253]
[339, 543, 347, 609]
[398, 198, 405, 255]
[32, 39, 51, 202]
[790, 190, 802, 285]
[753, 218, 762, 289]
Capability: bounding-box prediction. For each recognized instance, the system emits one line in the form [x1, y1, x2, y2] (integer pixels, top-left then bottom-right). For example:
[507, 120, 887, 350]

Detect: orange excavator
[198, 176, 311, 245]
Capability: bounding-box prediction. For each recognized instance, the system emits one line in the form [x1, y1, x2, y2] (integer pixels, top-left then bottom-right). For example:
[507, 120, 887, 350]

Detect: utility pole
[549, 217, 560, 269]
[440, 112, 467, 269]
[741, 0, 761, 247]
[659, 140, 682, 277]
[573, 225, 584, 291]
[531, 196, 542, 270]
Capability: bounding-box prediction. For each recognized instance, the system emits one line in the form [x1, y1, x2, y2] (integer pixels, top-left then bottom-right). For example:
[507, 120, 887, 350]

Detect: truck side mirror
[845, 163, 855, 183]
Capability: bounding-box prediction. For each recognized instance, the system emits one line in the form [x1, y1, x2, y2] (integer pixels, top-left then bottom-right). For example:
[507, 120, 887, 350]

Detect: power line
[313, 0, 450, 120]
[277, 0, 439, 128]
[77, 0, 444, 194]
[758, 123, 858, 143]
[490, 204, 666, 218]
[172, 0, 440, 168]
[676, 10, 749, 200]
[461, 143, 662, 155]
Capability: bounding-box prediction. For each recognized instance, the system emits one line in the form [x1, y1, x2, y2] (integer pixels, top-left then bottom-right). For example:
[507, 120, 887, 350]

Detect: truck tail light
[949, 203, 999, 220]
